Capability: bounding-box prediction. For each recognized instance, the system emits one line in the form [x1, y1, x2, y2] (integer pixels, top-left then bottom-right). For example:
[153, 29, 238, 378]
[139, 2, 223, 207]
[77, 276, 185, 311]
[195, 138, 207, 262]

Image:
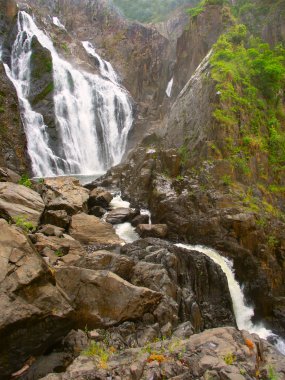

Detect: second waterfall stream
[1, 11, 133, 177]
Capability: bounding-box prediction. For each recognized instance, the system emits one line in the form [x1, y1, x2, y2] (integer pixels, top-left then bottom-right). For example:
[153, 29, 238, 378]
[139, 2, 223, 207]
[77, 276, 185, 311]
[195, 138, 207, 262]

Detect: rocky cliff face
[0, 0, 29, 172]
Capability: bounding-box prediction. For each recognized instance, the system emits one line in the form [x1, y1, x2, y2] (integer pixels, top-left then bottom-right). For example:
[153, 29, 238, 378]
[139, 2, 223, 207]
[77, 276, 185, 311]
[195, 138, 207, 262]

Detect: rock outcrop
[39, 327, 285, 380]
[55, 266, 162, 327]
[0, 219, 73, 379]
[70, 213, 123, 246]
[0, 181, 45, 225]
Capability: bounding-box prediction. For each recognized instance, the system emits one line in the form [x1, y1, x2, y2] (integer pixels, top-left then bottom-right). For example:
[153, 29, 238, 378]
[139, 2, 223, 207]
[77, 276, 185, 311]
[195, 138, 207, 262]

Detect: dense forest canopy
[111, 0, 199, 22]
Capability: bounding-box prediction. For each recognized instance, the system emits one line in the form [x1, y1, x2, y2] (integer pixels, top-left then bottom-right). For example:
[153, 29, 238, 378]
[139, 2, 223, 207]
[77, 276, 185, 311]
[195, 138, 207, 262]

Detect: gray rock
[55, 266, 162, 327]
[88, 187, 113, 209]
[42, 209, 71, 230]
[89, 205, 106, 217]
[135, 224, 168, 238]
[76, 250, 135, 281]
[106, 207, 139, 224]
[131, 213, 149, 227]
[38, 224, 65, 237]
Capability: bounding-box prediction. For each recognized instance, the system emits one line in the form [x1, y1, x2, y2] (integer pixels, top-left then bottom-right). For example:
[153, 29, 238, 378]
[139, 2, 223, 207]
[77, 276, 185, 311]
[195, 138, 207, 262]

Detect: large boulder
[121, 238, 236, 331]
[135, 223, 168, 238]
[42, 177, 89, 213]
[70, 213, 123, 245]
[0, 182, 45, 225]
[76, 250, 135, 281]
[55, 266, 162, 327]
[0, 167, 21, 183]
[105, 207, 139, 224]
[88, 187, 113, 209]
[0, 219, 73, 380]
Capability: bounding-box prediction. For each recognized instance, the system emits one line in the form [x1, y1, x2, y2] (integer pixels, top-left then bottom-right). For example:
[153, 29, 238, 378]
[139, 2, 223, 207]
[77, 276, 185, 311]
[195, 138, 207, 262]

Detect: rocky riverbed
[0, 167, 284, 380]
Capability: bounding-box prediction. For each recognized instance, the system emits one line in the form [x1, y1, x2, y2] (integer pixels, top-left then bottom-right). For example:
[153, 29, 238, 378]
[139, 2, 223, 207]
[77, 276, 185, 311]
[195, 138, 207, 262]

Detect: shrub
[14, 216, 36, 233]
[18, 174, 32, 188]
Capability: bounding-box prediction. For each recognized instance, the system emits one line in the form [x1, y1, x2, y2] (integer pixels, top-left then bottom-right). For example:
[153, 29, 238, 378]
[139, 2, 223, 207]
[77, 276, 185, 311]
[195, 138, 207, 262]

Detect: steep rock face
[172, 4, 233, 98]
[0, 63, 29, 171]
[0, 219, 73, 380]
[121, 239, 236, 331]
[163, 52, 219, 162]
[28, 35, 56, 133]
[96, 145, 285, 337]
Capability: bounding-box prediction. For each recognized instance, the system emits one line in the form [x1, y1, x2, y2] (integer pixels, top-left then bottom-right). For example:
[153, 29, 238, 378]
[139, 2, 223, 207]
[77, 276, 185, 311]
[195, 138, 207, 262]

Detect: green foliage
[221, 174, 232, 185]
[82, 342, 112, 369]
[211, 24, 285, 181]
[14, 216, 36, 233]
[18, 174, 32, 188]
[31, 82, 54, 105]
[178, 142, 189, 165]
[186, 0, 229, 18]
[54, 250, 64, 257]
[223, 352, 236, 365]
[268, 235, 279, 248]
[268, 365, 279, 380]
[113, 0, 199, 23]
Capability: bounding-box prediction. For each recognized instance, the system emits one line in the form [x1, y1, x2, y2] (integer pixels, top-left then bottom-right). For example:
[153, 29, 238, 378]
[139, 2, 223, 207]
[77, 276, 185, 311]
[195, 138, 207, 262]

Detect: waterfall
[176, 243, 285, 355]
[52, 17, 65, 29]
[82, 41, 119, 84]
[166, 77, 173, 97]
[2, 11, 133, 177]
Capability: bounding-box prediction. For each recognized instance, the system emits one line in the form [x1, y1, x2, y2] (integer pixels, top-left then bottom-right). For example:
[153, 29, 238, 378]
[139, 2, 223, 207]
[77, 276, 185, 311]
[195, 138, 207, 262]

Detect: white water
[82, 41, 119, 84]
[166, 77, 173, 97]
[176, 243, 285, 355]
[52, 17, 65, 29]
[109, 194, 139, 243]
[2, 11, 133, 177]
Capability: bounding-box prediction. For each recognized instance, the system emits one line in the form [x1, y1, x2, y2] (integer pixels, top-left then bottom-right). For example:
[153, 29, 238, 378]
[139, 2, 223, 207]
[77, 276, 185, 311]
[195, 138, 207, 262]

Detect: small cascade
[176, 243, 285, 355]
[109, 193, 139, 243]
[52, 17, 65, 29]
[166, 77, 173, 97]
[2, 11, 133, 177]
[82, 41, 118, 84]
[141, 209, 152, 224]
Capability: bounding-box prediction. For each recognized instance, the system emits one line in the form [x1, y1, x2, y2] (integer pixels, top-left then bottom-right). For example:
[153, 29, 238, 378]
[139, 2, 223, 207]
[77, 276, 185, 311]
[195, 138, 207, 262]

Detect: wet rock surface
[97, 145, 285, 338]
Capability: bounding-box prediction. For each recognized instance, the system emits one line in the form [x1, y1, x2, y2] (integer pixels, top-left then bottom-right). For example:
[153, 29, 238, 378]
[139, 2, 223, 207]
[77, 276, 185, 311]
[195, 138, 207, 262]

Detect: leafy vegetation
[210, 24, 285, 182]
[18, 174, 32, 188]
[186, 0, 229, 18]
[14, 216, 36, 233]
[112, 0, 199, 22]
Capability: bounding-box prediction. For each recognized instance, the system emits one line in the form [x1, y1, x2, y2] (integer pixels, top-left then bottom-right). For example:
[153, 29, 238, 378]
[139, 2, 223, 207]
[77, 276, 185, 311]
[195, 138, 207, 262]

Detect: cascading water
[166, 77, 173, 97]
[176, 243, 285, 355]
[1, 11, 133, 177]
[82, 41, 118, 84]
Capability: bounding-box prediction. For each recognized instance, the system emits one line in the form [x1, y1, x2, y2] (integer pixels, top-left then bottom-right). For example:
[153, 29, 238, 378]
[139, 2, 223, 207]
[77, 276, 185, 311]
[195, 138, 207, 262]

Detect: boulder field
[0, 170, 284, 379]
